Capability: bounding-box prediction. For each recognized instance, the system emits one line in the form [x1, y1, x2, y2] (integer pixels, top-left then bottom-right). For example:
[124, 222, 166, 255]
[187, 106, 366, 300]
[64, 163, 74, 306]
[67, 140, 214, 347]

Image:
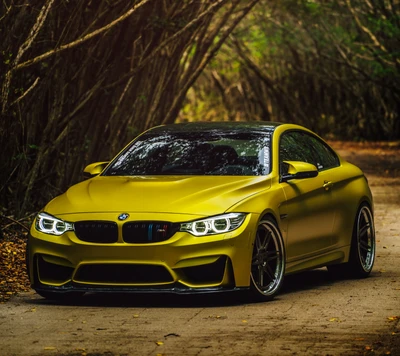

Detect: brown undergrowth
[0, 217, 31, 303]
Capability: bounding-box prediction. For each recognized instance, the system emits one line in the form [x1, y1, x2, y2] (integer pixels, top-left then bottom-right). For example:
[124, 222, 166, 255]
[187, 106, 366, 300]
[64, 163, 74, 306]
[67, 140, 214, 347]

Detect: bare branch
[10, 77, 40, 107]
[10, 0, 154, 72]
[345, 0, 398, 65]
[0, 0, 13, 22]
[105, 0, 229, 90]
[0, 214, 30, 232]
[15, 0, 55, 65]
[162, 0, 260, 125]
[1, 0, 55, 113]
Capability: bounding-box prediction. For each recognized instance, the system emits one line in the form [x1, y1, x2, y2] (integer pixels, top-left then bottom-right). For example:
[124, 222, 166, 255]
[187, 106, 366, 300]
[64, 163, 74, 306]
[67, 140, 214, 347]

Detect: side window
[280, 131, 339, 173]
[307, 135, 339, 171]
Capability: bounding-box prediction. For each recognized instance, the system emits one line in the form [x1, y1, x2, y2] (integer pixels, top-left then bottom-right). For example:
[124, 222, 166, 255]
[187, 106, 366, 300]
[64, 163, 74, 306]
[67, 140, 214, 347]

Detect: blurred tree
[181, 0, 400, 140]
[1, 0, 399, 217]
[0, 0, 258, 216]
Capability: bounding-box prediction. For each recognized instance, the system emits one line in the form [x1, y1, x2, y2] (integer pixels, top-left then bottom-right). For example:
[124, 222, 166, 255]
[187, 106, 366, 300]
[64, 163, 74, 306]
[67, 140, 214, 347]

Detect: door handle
[323, 181, 334, 191]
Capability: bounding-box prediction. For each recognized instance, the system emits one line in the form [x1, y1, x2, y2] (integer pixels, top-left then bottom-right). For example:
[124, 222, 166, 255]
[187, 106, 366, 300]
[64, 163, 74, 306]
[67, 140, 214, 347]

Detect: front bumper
[27, 213, 258, 293]
[33, 283, 249, 296]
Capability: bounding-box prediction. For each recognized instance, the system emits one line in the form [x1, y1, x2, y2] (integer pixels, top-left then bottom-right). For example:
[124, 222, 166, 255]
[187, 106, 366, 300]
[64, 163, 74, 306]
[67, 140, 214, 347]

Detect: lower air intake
[74, 264, 174, 284]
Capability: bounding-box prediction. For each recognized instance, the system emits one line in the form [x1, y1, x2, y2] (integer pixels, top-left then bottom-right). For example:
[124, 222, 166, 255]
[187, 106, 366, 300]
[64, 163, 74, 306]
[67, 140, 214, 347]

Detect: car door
[278, 131, 340, 262]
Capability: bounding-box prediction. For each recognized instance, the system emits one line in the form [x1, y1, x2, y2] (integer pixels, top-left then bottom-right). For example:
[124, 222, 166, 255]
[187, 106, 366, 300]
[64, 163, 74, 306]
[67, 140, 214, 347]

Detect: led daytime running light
[180, 213, 246, 237]
[35, 212, 74, 236]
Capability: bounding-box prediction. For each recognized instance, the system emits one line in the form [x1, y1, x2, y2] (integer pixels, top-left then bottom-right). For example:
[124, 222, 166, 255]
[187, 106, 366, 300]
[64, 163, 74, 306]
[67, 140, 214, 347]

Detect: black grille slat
[123, 221, 178, 243]
[74, 221, 118, 243]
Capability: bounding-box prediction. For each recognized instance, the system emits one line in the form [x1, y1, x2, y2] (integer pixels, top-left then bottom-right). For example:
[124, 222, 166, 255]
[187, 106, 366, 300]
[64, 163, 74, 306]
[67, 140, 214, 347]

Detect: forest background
[0, 0, 399, 218]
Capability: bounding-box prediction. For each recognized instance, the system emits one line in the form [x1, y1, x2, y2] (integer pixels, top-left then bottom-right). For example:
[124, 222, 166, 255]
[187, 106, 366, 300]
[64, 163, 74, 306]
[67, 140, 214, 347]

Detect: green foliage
[367, 15, 400, 39]
[2, 50, 12, 65]
[185, 0, 400, 142]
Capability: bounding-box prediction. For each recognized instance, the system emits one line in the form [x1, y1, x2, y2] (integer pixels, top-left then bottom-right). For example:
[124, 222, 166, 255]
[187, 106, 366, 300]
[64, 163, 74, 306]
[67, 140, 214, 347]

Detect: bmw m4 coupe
[27, 122, 376, 301]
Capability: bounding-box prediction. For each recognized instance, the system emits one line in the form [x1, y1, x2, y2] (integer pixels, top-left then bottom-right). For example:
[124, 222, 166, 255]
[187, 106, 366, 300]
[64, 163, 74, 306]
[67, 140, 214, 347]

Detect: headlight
[180, 213, 247, 236]
[35, 212, 74, 236]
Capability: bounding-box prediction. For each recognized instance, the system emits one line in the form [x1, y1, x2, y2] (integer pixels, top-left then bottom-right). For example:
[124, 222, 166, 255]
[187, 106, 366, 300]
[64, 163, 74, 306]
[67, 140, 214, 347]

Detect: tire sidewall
[249, 217, 286, 301]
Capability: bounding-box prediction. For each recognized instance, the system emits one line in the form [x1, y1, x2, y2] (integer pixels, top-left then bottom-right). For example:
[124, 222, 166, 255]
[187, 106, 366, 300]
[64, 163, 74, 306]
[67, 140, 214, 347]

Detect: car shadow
[280, 268, 334, 295]
[24, 268, 380, 308]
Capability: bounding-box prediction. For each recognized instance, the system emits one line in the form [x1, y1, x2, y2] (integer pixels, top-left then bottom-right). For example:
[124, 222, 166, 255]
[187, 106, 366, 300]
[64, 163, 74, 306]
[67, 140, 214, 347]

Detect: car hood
[45, 175, 271, 216]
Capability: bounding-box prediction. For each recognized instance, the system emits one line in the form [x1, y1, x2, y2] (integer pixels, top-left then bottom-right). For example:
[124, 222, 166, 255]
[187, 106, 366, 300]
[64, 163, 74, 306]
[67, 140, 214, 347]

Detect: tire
[328, 203, 375, 278]
[35, 290, 85, 300]
[248, 217, 286, 302]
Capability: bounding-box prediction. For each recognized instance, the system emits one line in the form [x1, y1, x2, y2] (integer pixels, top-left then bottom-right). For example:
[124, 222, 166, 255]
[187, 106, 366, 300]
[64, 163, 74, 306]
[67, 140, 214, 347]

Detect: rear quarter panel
[330, 160, 373, 253]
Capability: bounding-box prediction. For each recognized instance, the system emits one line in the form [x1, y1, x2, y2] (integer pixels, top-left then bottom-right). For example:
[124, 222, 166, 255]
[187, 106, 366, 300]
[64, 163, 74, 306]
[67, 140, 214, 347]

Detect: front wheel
[328, 203, 375, 278]
[248, 217, 286, 302]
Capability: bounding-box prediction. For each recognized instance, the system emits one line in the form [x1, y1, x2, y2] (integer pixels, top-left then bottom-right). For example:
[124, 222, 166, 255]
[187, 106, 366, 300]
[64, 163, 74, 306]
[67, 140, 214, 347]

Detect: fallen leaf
[388, 316, 399, 321]
[44, 346, 56, 351]
[207, 314, 227, 320]
[155, 341, 164, 346]
[329, 317, 341, 322]
[133, 314, 139, 318]
[242, 320, 248, 323]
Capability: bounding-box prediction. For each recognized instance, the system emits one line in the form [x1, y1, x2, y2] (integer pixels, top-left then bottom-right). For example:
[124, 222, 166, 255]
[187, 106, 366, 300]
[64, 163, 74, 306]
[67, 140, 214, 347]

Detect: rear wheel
[328, 203, 375, 278]
[249, 217, 285, 302]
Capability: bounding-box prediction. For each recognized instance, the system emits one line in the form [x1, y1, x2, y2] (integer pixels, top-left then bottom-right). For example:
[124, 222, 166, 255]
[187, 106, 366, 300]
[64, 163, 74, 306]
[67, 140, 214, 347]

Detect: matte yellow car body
[27, 123, 373, 294]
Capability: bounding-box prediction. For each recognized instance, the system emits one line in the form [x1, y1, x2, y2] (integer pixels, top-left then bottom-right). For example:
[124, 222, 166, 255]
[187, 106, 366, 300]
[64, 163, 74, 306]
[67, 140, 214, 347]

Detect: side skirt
[285, 246, 350, 275]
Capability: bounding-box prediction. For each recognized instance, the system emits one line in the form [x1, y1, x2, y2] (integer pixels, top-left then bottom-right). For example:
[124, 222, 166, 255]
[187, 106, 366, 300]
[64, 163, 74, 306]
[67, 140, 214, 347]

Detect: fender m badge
[118, 213, 130, 221]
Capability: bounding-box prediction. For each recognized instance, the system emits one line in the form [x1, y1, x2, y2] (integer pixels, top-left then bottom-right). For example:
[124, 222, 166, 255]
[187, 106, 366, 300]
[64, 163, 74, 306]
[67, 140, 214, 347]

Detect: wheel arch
[357, 196, 374, 215]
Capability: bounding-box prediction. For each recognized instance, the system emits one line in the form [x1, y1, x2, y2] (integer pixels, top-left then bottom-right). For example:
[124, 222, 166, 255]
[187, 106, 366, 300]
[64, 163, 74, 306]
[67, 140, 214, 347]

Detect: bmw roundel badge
[118, 213, 130, 221]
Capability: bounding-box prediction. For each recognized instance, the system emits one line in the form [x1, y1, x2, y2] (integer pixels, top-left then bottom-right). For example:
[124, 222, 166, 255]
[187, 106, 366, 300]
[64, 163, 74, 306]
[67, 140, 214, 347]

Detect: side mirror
[83, 161, 109, 179]
[281, 161, 318, 183]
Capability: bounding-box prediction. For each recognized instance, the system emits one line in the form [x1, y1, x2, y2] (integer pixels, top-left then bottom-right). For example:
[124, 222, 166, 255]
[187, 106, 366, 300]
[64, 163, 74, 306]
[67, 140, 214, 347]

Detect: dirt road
[1, 143, 399, 356]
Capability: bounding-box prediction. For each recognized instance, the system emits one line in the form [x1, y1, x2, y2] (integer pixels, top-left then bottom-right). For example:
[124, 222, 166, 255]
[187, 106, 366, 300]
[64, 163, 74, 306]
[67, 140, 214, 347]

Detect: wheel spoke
[359, 239, 370, 252]
[263, 263, 275, 282]
[255, 233, 262, 250]
[262, 231, 272, 249]
[266, 250, 279, 260]
[258, 265, 264, 286]
[359, 223, 370, 238]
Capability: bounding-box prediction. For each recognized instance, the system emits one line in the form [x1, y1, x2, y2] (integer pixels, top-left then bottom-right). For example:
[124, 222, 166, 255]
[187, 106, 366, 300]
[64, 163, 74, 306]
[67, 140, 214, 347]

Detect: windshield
[103, 131, 272, 176]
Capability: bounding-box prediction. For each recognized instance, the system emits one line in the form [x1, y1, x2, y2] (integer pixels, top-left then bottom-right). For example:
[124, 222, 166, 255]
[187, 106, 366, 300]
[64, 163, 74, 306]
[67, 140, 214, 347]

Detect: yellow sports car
[27, 122, 376, 301]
